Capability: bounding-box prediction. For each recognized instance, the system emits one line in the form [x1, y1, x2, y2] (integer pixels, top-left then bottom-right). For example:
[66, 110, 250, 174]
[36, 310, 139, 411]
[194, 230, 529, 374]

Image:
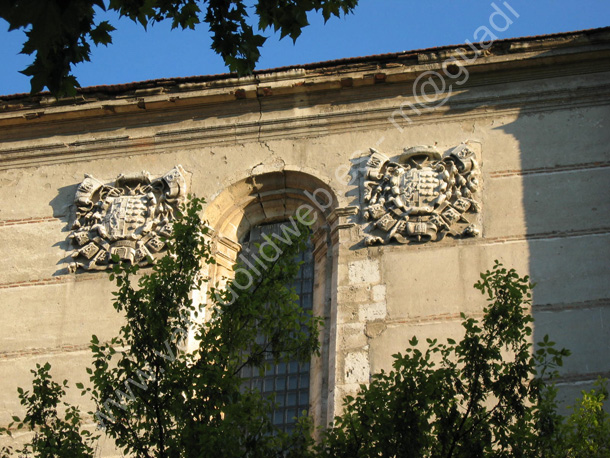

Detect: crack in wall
[261, 141, 273, 154]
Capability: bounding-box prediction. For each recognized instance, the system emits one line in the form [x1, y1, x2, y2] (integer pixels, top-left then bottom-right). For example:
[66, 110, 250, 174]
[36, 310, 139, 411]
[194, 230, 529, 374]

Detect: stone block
[365, 322, 387, 338]
[359, 302, 387, 322]
[533, 305, 610, 376]
[344, 350, 370, 385]
[259, 196, 287, 222]
[338, 323, 367, 351]
[484, 168, 610, 239]
[336, 303, 360, 324]
[490, 103, 610, 173]
[0, 279, 123, 352]
[0, 220, 69, 284]
[348, 259, 380, 285]
[368, 320, 467, 375]
[528, 233, 610, 306]
[382, 244, 495, 320]
[371, 284, 386, 302]
[0, 350, 94, 425]
[336, 285, 371, 304]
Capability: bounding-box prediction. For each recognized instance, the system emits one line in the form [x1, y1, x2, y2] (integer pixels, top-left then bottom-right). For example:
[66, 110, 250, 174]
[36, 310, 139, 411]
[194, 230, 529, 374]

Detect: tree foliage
[0, 363, 97, 458]
[560, 379, 610, 458]
[1, 196, 320, 457]
[0, 0, 358, 96]
[2, 207, 609, 456]
[315, 262, 608, 458]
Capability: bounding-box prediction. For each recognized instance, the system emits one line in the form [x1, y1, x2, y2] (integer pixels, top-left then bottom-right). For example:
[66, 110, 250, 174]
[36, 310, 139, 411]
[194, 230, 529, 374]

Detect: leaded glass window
[239, 222, 314, 432]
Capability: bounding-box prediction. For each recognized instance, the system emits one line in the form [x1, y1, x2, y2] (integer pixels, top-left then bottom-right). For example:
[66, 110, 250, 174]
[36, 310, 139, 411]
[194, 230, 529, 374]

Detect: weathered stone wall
[1, 28, 609, 453]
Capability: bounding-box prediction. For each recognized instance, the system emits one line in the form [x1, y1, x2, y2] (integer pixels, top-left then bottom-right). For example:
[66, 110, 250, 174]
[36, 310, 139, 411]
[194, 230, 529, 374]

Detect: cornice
[0, 31, 609, 170]
[1, 80, 608, 171]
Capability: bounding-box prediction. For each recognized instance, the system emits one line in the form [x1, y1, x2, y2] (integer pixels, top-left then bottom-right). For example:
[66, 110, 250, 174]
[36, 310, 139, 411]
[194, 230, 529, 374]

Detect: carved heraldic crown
[68, 166, 187, 272]
[362, 145, 481, 245]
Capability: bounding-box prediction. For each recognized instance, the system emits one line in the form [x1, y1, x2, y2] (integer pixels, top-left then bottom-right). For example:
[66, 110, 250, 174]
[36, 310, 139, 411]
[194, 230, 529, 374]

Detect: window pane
[286, 408, 297, 422]
[286, 392, 297, 407]
[264, 378, 275, 392]
[273, 411, 283, 425]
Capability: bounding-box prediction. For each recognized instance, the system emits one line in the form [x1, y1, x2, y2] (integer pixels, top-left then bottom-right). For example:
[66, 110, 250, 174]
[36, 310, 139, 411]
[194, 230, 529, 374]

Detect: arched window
[202, 170, 338, 429]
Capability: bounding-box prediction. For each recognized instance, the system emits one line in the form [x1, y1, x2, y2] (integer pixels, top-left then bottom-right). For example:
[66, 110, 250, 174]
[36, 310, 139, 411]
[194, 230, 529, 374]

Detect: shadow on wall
[497, 103, 610, 400]
[49, 183, 79, 276]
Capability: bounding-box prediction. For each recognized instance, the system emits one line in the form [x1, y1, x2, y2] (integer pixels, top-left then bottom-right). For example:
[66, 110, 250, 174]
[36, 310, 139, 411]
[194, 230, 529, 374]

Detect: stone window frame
[201, 170, 339, 429]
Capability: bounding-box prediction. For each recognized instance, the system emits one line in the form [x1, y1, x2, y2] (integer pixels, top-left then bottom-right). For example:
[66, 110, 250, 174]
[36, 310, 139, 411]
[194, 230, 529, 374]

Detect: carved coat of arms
[362, 145, 481, 245]
[68, 166, 187, 272]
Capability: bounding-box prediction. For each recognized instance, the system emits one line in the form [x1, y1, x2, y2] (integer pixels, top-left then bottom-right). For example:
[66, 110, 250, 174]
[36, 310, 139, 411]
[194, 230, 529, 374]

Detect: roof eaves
[1, 26, 609, 101]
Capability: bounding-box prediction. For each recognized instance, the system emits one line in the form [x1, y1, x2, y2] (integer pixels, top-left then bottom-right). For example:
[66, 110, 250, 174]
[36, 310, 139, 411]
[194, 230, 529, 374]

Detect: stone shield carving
[68, 166, 187, 272]
[362, 145, 481, 245]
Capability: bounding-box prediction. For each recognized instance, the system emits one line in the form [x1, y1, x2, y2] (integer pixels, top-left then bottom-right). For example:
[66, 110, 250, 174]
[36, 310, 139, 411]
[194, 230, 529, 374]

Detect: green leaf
[90, 21, 115, 46]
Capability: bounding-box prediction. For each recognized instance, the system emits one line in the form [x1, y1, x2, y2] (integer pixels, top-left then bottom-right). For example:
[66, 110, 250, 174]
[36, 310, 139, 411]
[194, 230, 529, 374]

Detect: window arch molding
[202, 169, 340, 429]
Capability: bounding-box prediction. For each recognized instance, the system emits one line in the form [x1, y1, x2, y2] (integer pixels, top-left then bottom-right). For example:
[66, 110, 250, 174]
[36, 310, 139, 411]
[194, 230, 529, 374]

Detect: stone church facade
[1, 27, 609, 453]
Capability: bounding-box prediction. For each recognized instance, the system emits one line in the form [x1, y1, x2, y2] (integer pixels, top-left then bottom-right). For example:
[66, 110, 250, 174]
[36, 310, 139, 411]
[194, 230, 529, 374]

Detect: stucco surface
[1, 29, 609, 451]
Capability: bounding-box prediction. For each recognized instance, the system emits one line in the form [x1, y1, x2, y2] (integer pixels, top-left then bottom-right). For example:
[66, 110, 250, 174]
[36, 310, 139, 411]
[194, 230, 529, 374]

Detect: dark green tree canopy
[0, 0, 358, 96]
[0, 196, 323, 458]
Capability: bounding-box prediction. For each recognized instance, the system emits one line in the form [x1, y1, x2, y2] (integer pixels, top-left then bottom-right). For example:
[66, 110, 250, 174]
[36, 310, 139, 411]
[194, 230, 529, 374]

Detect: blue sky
[1, 0, 608, 95]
